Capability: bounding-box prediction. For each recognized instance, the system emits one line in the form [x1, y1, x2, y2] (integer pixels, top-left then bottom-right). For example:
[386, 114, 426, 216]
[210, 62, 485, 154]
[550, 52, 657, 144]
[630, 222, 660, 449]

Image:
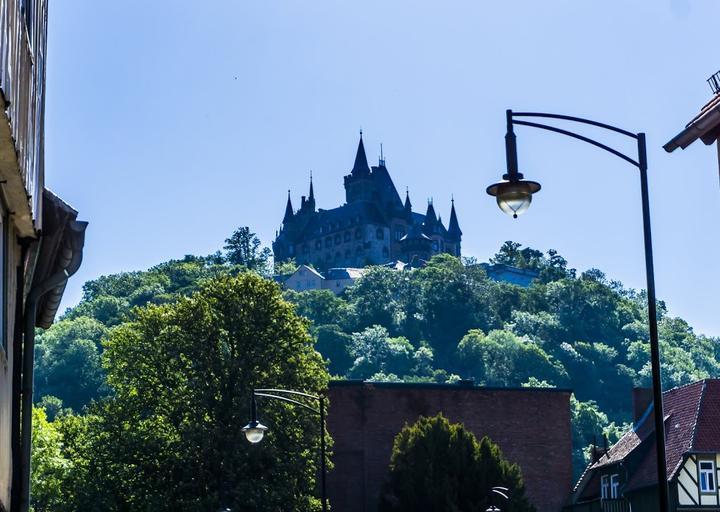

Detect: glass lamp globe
[486, 180, 541, 219]
[242, 420, 268, 444]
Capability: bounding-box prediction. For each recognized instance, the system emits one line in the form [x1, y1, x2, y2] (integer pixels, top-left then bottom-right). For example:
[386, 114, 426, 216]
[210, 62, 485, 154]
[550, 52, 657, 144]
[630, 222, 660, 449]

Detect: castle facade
[272, 135, 462, 270]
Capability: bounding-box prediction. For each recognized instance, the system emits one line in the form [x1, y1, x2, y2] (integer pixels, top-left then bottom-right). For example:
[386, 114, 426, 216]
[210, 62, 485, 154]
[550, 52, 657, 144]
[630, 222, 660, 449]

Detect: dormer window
[601, 475, 609, 499]
[610, 474, 619, 499]
[700, 460, 716, 493]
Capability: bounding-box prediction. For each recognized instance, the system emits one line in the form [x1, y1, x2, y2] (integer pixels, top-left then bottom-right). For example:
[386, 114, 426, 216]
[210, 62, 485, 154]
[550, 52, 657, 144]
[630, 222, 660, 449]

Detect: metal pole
[504, 110, 520, 180]
[637, 133, 669, 512]
[320, 395, 327, 512]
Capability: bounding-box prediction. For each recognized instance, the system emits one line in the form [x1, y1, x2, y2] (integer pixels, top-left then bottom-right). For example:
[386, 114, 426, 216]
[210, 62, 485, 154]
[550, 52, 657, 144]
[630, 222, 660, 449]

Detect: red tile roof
[591, 380, 717, 489]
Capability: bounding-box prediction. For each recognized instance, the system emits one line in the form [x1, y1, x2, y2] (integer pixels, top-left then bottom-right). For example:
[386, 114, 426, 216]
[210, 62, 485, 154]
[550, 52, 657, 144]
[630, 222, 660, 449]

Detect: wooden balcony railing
[0, 0, 47, 222]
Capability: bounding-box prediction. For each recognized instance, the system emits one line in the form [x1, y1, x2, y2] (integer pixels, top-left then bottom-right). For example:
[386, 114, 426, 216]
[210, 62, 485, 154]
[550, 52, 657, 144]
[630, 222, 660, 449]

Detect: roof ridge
[664, 379, 707, 394]
[689, 380, 708, 452]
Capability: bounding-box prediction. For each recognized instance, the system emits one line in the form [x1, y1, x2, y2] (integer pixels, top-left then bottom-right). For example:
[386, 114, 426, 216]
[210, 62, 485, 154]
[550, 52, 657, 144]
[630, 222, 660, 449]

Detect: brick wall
[327, 381, 573, 512]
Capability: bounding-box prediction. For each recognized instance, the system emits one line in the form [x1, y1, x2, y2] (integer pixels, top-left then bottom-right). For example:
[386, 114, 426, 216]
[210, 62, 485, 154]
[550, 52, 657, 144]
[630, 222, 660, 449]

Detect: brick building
[272, 134, 462, 271]
[326, 380, 573, 512]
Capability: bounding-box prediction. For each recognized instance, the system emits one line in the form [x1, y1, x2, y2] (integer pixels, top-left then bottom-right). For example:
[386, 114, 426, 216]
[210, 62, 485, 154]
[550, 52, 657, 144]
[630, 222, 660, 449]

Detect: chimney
[632, 387, 653, 423]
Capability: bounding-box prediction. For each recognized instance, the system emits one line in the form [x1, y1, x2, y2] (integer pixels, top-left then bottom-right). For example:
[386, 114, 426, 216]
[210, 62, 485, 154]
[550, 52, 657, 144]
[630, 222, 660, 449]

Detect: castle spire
[448, 197, 462, 240]
[423, 199, 437, 235]
[283, 190, 294, 223]
[351, 131, 371, 175]
[307, 171, 315, 211]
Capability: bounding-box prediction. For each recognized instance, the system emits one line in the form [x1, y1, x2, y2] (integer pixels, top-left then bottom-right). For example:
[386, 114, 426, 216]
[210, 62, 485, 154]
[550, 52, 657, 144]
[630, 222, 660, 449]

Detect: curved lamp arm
[509, 111, 642, 169]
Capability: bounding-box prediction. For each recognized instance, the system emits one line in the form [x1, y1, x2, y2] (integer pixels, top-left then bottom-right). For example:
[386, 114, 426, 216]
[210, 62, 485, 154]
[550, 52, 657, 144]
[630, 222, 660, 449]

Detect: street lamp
[243, 388, 328, 512]
[487, 109, 669, 512]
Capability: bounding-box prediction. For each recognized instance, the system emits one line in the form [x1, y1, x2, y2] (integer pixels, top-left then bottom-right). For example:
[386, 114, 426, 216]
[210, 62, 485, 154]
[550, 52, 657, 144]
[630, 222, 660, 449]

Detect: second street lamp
[242, 388, 328, 512]
[487, 109, 669, 512]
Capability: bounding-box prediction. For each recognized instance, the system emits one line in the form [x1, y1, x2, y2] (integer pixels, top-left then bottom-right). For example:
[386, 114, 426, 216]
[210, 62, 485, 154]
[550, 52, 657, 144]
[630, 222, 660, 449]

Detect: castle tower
[344, 133, 374, 203]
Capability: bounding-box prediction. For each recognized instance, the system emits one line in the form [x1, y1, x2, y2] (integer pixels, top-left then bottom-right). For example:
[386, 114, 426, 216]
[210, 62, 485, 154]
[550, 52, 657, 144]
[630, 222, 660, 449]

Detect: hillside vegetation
[34, 230, 719, 479]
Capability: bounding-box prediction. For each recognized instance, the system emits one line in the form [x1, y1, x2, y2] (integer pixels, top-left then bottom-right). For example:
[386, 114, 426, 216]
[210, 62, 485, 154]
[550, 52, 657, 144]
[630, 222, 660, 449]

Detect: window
[376, 228, 384, 240]
[325, 237, 332, 248]
[395, 228, 405, 241]
[344, 231, 351, 242]
[355, 228, 362, 240]
[600, 475, 609, 499]
[610, 474, 619, 499]
[334, 234, 341, 245]
[700, 460, 716, 493]
[315, 240, 322, 250]
[432, 240, 439, 251]
[382, 246, 389, 258]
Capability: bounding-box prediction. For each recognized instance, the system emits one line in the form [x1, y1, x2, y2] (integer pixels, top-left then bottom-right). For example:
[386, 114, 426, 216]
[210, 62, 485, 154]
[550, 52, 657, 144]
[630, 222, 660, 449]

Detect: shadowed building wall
[326, 381, 573, 512]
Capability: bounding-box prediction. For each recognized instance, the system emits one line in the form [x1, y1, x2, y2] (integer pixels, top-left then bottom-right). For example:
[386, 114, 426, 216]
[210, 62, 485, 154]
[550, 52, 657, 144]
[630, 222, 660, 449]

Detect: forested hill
[34, 229, 720, 476]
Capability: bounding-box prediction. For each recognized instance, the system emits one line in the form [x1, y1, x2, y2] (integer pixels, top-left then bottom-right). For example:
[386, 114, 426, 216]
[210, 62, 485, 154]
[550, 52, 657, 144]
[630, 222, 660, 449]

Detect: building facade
[566, 380, 720, 512]
[327, 380, 573, 512]
[0, 3, 87, 512]
[272, 135, 462, 271]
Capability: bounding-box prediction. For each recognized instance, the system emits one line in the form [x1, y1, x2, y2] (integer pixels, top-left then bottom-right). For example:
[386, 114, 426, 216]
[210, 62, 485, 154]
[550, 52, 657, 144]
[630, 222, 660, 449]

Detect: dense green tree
[455, 329, 567, 387]
[56, 272, 328, 511]
[223, 226, 272, 274]
[347, 326, 415, 379]
[378, 414, 535, 512]
[285, 289, 350, 328]
[30, 407, 72, 512]
[35, 316, 109, 410]
[314, 324, 354, 376]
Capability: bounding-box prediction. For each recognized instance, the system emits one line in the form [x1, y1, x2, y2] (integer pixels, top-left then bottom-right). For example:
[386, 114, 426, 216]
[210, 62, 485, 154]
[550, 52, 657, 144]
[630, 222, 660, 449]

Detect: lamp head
[486, 179, 541, 219]
[242, 420, 268, 444]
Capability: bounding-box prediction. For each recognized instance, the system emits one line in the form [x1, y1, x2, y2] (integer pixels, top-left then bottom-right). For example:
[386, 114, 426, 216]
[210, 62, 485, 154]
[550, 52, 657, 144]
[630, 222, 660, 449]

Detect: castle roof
[352, 134, 371, 175]
[448, 199, 462, 240]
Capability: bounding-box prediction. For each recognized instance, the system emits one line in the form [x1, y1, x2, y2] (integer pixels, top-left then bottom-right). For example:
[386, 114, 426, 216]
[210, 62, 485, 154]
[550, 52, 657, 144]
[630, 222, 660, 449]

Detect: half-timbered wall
[677, 453, 720, 508]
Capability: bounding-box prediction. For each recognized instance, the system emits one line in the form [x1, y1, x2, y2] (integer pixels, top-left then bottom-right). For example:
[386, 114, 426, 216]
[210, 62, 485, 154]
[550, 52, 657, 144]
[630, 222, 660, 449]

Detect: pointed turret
[351, 132, 371, 175]
[283, 190, 294, 224]
[448, 197, 462, 241]
[423, 199, 437, 235]
[306, 172, 316, 211]
[404, 188, 412, 217]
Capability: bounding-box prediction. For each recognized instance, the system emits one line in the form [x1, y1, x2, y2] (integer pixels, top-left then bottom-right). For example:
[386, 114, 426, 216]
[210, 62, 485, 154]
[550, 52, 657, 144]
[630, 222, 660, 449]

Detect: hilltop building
[272, 134, 462, 271]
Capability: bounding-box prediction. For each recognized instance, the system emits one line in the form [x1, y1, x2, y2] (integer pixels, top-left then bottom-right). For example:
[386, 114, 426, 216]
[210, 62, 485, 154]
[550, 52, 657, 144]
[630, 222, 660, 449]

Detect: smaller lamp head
[242, 420, 268, 444]
[486, 179, 541, 219]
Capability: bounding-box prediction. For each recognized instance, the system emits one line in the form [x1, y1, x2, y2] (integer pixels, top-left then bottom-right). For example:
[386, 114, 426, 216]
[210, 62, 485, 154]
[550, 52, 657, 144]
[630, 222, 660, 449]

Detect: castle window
[355, 228, 362, 240]
[344, 231, 351, 242]
[432, 241, 439, 251]
[376, 228, 384, 240]
[315, 240, 322, 250]
[288, 245, 295, 255]
[382, 246, 389, 258]
[335, 251, 341, 261]
[302, 244, 308, 253]
[325, 237, 332, 248]
[356, 246, 362, 254]
[334, 234, 341, 245]
[344, 249, 351, 259]
[395, 228, 405, 241]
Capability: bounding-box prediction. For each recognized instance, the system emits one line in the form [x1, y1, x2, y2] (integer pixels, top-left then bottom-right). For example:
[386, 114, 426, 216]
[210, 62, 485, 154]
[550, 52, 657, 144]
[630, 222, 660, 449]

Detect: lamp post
[487, 110, 669, 512]
[242, 388, 328, 512]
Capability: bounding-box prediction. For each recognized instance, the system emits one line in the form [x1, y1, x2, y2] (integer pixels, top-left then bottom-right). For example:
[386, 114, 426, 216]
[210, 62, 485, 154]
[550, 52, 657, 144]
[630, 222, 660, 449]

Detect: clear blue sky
[46, 0, 720, 337]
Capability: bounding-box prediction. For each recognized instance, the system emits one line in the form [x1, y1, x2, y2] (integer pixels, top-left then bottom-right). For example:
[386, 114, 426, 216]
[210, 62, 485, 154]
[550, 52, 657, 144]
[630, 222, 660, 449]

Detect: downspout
[18, 227, 85, 512]
[10, 239, 31, 512]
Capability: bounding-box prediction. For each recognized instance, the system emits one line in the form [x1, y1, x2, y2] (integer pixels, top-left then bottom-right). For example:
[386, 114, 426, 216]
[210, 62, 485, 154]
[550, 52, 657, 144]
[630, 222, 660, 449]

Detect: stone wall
[326, 381, 573, 512]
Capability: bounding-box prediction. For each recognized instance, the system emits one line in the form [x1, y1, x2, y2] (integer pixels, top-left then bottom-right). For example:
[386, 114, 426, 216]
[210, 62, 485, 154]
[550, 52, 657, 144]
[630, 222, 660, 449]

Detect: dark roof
[448, 199, 462, 240]
[352, 135, 371, 175]
[664, 94, 720, 152]
[298, 201, 386, 240]
[590, 380, 718, 489]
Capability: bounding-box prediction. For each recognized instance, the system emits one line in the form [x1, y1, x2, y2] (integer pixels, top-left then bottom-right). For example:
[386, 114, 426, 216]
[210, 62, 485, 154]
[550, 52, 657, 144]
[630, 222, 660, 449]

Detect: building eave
[664, 95, 720, 152]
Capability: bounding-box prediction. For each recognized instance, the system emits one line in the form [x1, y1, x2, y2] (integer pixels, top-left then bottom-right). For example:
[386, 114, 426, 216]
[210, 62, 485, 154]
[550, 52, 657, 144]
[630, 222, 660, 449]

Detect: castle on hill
[272, 134, 462, 271]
